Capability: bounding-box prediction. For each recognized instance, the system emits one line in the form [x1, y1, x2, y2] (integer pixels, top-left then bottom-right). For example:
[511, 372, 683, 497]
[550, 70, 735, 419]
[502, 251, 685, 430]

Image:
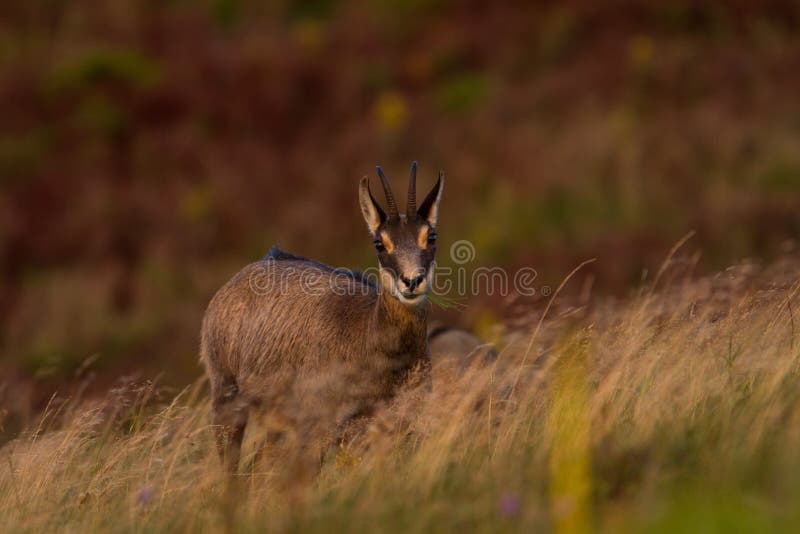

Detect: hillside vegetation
[3, 256, 800, 532]
[2, 1, 800, 395]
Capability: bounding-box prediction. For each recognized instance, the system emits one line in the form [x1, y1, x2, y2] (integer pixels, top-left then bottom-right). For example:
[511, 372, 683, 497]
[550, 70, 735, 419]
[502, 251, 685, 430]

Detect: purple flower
[497, 492, 521, 518]
[135, 484, 156, 506]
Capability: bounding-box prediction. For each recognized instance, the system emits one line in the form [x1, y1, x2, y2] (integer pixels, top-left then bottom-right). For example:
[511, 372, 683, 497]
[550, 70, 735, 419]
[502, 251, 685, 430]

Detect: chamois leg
[244, 428, 286, 474]
[211, 376, 248, 474]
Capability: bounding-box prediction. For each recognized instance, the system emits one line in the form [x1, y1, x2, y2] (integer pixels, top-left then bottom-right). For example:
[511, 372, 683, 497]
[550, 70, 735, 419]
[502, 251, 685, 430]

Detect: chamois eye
[374, 239, 385, 252]
[427, 232, 437, 244]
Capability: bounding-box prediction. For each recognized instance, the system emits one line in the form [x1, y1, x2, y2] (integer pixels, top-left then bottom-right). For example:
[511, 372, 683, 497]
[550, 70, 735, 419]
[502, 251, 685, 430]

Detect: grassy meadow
[4, 255, 800, 532]
[3, 2, 800, 532]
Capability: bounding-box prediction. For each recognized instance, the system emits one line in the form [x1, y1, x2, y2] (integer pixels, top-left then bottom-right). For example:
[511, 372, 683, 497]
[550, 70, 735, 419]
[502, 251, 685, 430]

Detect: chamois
[200, 162, 443, 472]
[427, 325, 497, 374]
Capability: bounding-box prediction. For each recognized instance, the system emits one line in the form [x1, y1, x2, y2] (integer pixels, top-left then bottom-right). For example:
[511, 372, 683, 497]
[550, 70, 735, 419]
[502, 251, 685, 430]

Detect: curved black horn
[375, 166, 399, 218]
[406, 161, 417, 218]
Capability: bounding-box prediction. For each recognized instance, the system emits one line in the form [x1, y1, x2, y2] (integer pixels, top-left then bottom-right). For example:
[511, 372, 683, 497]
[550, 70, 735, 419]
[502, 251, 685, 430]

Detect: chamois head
[359, 162, 444, 306]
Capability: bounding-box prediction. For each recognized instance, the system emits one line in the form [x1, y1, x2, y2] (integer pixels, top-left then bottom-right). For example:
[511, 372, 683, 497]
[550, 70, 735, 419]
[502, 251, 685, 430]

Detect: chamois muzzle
[400, 273, 426, 293]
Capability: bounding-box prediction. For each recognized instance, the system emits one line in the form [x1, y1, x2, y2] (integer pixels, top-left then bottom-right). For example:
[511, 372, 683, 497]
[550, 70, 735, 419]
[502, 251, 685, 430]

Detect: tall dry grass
[3, 257, 800, 532]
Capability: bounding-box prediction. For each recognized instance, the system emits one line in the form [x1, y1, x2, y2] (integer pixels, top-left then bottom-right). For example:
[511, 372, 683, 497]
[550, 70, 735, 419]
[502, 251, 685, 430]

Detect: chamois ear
[359, 176, 386, 234]
[417, 172, 444, 227]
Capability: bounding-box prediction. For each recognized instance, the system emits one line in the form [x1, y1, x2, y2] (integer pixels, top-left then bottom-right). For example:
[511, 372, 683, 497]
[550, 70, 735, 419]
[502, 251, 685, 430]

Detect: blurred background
[2, 0, 799, 432]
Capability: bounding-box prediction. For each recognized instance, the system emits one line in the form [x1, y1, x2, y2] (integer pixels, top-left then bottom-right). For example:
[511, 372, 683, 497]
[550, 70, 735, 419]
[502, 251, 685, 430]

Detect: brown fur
[427, 325, 497, 375]
[201, 163, 443, 473]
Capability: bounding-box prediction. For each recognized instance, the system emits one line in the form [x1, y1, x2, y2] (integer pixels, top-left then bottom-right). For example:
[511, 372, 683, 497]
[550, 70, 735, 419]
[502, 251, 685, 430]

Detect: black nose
[400, 274, 426, 292]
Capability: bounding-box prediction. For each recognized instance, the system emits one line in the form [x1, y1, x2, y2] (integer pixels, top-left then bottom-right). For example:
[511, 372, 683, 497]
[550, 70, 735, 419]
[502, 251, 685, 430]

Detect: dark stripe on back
[263, 244, 377, 289]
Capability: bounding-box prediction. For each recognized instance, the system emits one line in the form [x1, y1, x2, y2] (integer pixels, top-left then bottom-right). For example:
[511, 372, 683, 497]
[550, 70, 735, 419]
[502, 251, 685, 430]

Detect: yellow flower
[629, 34, 654, 69]
[373, 91, 409, 133]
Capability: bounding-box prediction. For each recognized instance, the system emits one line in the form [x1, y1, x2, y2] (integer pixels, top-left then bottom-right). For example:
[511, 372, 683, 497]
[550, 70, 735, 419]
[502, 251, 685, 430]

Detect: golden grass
[4, 257, 800, 532]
